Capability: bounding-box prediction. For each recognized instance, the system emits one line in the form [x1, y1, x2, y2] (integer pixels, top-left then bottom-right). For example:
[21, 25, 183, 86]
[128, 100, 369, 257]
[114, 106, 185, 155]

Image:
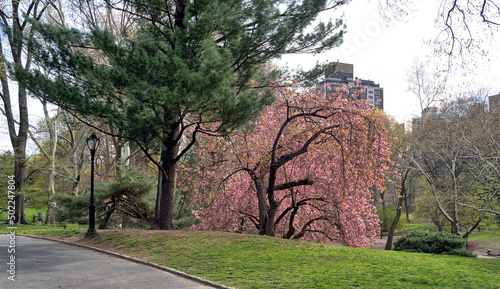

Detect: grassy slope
[1, 226, 498, 289]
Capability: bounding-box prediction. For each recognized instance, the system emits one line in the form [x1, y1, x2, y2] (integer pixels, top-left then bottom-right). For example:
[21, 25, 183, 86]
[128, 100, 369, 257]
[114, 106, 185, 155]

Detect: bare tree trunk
[45, 158, 57, 224]
[385, 197, 403, 250]
[44, 104, 58, 224]
[1, 1, 49, 224]
[385, 167, 411, 250]
[10, 87, 28, 226]
[451, 220, 460, 235]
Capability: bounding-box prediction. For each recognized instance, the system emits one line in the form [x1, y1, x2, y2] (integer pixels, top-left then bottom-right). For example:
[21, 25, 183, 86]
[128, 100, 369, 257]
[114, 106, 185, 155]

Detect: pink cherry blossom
[179, 79, 394, 248]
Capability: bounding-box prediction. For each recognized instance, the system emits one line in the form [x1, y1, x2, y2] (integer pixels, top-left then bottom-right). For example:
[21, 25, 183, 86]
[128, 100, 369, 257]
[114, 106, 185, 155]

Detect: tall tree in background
[18, 0, 348, 229]
[0, 0, 56, 224]
[407, 58, 448, 114]
[58, 111, 91, 196]
[382, 117, 415, 250]
[29, 103, 60, 224]
[411, 96, 500, 237]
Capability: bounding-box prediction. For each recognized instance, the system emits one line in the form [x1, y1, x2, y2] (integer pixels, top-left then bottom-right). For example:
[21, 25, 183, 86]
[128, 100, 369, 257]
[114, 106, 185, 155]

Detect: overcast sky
[2, 0, 499, 153]
[278, 0, 500, 123]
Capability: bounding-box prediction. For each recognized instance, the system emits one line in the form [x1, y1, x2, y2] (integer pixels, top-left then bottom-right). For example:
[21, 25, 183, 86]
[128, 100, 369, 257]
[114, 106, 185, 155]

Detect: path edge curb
[19, 234, 234, 289]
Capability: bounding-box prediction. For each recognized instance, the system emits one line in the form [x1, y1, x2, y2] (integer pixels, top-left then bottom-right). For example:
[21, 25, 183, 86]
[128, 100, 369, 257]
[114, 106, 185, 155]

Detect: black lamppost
[85, 133, 100, 238]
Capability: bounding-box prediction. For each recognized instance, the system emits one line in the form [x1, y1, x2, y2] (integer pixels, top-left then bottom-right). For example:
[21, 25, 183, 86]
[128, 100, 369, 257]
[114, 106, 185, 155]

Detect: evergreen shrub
[394, 231, 476, 257]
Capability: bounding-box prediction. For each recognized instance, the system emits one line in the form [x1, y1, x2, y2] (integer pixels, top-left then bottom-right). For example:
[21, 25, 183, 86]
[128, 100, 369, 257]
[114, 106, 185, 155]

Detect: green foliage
[172, 193, 199, 229]
[55, 168, 156, 227]
[95, 167, 156, 211]
[16, 0, 348, 147]
[394, 231, 476, 257]
[0, 152, 15, 208]
[54, 193, 90, 224]
[24, 185, 47, 209]
[0, 151, 53, 209]
[0, 205, 40, 224]
[378, 208, 408, 232]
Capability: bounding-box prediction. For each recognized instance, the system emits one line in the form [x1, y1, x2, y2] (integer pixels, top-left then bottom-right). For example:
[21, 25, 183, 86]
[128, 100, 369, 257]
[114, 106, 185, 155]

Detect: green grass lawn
[468, 230, 500, 241]
[1, 225, 498, 289]
[0, 206, 47, 224]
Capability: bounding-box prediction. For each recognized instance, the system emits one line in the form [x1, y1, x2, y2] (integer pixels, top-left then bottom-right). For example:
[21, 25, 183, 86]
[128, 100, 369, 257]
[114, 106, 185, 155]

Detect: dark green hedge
[394, 231, 476, 257]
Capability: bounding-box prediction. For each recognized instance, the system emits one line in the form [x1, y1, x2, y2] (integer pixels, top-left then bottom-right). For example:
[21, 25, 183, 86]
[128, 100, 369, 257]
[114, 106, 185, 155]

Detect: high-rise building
[489, 93, 500, 112]
[320, 63, 384, 110]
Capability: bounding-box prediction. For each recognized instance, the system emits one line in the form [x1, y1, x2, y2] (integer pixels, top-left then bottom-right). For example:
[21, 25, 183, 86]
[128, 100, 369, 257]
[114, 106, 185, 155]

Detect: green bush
[394, 231, 476, 257]
[54, 193, 90, 224]
[54, 167, 156, 228]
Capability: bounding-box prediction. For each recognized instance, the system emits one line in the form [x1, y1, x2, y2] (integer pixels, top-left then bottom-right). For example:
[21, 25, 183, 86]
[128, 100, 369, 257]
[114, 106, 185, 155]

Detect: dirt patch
[466, 240, 500, 259]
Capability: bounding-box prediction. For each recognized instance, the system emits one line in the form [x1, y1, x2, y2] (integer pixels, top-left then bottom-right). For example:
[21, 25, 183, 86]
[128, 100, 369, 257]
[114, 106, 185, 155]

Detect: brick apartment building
[320, 62, 384, 110]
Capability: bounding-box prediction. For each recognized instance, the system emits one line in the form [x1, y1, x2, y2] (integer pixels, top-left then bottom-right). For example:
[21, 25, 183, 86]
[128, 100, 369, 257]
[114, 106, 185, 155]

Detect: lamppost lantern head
[86, 133, 100, 152]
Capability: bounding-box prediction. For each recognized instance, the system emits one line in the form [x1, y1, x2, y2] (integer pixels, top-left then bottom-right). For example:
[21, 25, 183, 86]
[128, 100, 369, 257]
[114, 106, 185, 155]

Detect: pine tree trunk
[153, 124, 180, 230]
[99, 204, 116, 229]
[154, 151, 176, 229]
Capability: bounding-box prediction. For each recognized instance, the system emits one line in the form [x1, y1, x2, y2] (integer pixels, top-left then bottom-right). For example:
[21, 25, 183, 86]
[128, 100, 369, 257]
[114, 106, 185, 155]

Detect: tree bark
[99, 203, 116, 229]
[380, 191, 386, 239]
[44, 103, 58, 225]
[385, 197, 403, 250]
[385, 166, 411, 250]
[153, 123, 180, 230]
[451, 220, 460, 235]
[264, 165, 280, 236]
[254, 177, 269, 235]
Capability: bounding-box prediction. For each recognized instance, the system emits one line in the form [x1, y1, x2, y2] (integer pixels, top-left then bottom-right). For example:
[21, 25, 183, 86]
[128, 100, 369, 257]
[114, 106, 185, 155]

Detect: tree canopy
[410, 95, 500, 237]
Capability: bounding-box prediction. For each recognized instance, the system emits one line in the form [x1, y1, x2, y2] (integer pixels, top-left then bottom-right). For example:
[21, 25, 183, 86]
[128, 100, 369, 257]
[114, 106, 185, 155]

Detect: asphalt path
[0, 234, 222, 289]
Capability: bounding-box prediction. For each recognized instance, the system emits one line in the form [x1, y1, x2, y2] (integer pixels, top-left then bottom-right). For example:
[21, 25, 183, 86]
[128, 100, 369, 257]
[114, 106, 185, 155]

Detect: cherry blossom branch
[274, 179, 314, 191]
[291, 216, 330, 240]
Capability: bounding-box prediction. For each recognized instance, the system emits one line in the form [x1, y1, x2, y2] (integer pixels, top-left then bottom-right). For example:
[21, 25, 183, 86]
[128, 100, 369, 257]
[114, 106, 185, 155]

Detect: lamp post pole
[85, 133, 99, 238]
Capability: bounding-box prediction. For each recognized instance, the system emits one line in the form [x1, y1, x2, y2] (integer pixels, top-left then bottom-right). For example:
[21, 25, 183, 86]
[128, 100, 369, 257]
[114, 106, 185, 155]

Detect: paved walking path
[0, 235, 224, 289]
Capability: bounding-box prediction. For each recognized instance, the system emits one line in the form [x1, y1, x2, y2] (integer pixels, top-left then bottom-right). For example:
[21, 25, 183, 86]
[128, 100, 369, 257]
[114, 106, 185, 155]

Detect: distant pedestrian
[37, 212, 43, 223]
[32, 214, 36, 223]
